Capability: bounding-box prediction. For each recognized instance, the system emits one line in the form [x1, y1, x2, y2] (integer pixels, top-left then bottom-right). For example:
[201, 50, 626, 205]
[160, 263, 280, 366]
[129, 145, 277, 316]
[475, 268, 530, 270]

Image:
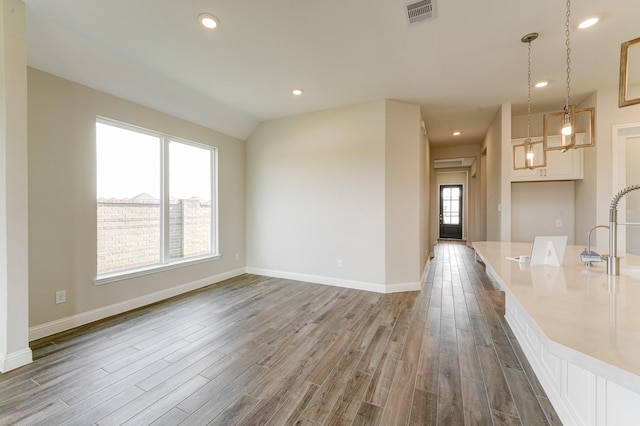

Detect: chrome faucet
[607, 184, 640, 275]
[581, 225, 608, 267]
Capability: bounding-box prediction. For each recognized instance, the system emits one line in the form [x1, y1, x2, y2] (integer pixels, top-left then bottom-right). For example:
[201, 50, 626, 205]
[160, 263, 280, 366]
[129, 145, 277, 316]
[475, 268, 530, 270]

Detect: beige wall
[511, 181, 576, 243]
[483, 104, 510, 241]
[246, 100, 427, 292]
[246, 101, 387, 288]
[574, 93, 598, 246]
[385, 100, 424, 284]
[420, 124, 432, 261]
[27, 68, 246, 336]
[1, 0, 31, 371]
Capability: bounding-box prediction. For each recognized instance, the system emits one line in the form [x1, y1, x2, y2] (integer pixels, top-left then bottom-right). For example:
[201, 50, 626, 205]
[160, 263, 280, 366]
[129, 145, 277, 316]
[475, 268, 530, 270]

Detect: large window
[96, 118, 217, 280]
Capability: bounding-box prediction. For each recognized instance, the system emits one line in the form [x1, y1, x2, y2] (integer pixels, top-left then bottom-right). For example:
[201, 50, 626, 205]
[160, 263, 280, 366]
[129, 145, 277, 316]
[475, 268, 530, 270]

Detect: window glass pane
[169, 141, 212, 260]
[96, 122, 161, 274]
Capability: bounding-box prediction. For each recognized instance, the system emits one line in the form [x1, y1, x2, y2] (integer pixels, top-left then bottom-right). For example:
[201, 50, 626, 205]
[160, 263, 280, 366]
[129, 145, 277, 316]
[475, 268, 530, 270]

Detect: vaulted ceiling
[23, 0, 640, 146]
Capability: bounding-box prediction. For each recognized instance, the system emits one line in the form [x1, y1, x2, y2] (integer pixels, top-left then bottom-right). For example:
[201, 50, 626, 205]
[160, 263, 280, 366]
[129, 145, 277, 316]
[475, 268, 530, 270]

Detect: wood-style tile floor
[0, 242, 562, 425]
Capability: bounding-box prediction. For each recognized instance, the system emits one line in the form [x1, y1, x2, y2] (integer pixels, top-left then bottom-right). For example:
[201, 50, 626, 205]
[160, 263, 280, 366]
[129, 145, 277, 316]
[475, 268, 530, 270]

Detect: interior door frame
[612, 122, 640, 254]
[439, 184, 464, 239]
[435, 170, 468, 241]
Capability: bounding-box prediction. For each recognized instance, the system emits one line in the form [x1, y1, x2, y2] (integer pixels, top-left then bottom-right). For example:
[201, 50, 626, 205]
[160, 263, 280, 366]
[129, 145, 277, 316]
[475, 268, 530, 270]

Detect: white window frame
[95, 117, 219, 285]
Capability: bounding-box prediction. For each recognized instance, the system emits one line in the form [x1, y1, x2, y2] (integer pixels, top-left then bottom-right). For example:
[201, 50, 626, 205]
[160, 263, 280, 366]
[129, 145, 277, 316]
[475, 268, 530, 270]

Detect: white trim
[385, 281, 422, 293]
[95, 254, 221, 285]
[245, 267, 421, 294]
[0, 348, 33, 373]
[29, 268, 246, 341]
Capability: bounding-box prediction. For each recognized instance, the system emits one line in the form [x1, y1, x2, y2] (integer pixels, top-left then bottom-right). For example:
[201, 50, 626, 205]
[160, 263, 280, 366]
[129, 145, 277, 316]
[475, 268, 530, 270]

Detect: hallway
[0, 242, 560, 425]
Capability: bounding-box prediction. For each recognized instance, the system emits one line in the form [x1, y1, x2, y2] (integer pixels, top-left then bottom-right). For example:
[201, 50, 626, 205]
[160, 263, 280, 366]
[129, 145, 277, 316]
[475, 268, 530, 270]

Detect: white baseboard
[29, 268, 246, 341]
[420, 255, 431, 283]
[29, 264, 425, 342]
[0, 347, 33, 373]
[245, 267, 420, 294]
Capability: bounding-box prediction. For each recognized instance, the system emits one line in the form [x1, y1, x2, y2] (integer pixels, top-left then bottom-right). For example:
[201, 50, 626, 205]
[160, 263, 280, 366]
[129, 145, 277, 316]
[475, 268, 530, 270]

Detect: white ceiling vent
[405, 0, 436, 25]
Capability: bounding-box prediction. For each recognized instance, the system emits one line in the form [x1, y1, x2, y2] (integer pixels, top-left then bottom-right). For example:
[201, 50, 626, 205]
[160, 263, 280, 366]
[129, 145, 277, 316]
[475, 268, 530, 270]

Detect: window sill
[94, 254, 221, 286]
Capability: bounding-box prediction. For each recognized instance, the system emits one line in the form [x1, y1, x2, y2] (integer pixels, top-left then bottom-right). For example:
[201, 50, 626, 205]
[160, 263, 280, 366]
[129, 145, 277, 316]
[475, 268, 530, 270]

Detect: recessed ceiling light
[452, 131, 461, 136]
[292, 88, 304, 96]
[578, 15, 600, 29]
[199, 13, 219, 29]
[535, 80, 549, 88]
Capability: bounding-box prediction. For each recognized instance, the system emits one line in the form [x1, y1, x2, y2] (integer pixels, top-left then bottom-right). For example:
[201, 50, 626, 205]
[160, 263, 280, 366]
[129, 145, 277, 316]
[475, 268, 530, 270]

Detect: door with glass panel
[439, 184, 463, 239]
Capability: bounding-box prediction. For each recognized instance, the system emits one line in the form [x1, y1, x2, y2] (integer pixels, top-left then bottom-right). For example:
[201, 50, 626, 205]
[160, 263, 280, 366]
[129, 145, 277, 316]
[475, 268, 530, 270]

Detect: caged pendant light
[513, 32, 546, 171]
[543, 0, 595, 152]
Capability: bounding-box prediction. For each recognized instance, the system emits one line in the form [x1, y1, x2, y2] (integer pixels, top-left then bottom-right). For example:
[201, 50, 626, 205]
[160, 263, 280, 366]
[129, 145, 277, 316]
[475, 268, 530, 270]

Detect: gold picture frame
[619, 36, 640, 108]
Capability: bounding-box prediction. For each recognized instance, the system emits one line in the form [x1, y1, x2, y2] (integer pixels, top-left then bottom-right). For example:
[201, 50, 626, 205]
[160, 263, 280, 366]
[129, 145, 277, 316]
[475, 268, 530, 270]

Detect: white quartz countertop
[472, 241, 640, 385]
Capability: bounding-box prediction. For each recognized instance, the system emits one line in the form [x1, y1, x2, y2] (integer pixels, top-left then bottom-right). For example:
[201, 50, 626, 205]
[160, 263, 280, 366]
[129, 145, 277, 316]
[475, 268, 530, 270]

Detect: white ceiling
[23, 0, 640, 146]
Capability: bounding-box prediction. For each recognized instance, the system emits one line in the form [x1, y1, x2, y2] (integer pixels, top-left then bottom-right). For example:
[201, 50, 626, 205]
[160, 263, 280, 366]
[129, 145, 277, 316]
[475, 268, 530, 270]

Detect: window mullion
[211, 149, 219, 255]
[161, 137, 170, 264]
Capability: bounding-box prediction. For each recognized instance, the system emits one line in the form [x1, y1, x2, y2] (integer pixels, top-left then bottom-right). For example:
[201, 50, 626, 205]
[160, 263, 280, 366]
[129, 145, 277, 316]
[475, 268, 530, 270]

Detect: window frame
[95, 117, 219, 285]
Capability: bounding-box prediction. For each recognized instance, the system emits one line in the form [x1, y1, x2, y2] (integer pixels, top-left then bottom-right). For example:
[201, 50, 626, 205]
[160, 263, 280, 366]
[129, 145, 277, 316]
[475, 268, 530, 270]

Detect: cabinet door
[545, 148, 583, 180]
[512, 167, 545, 181]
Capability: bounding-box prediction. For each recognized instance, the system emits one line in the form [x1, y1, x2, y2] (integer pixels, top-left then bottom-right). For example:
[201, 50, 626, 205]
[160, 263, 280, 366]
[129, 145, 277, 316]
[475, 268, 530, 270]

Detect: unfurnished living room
[2, 0, 640, 425]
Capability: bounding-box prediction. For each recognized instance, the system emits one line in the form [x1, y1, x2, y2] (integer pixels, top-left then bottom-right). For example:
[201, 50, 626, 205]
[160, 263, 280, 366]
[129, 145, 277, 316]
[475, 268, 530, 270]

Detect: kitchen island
[472, 241, 640, 426]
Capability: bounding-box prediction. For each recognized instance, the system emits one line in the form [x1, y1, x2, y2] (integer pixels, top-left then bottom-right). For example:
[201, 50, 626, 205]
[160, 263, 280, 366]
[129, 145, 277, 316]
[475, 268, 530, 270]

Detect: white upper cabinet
[511, 135, 584, 182]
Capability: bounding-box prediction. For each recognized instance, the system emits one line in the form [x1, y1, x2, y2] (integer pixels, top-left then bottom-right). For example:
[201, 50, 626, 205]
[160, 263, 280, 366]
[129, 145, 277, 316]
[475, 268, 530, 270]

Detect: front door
[439, 185, 463, 239]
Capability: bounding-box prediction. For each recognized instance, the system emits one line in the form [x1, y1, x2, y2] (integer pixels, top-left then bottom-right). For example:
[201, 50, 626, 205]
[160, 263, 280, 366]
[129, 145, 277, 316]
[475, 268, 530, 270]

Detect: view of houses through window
[96, 118, 216, 276]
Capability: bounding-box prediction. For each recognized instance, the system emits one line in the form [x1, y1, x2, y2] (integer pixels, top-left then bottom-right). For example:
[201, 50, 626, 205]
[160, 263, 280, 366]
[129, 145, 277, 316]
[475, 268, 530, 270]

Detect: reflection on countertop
[473, 241, 640, 386]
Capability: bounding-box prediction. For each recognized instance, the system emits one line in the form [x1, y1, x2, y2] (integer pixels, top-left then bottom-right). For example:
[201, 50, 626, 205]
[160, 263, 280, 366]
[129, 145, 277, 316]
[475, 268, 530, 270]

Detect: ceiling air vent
[405, 0, 436, 25]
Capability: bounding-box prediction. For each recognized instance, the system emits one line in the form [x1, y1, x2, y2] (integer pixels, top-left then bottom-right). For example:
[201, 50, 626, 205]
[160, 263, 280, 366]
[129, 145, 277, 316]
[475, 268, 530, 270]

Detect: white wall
[246, 100, 426, 292]
[27, 68, 247, 338]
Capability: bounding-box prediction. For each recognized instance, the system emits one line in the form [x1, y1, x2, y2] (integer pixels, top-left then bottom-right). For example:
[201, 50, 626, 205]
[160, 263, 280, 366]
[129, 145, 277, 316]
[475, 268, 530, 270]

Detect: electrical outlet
[55, 290, 66, 304]
[337, 259, 344, 268]
[235, 253, 240, 261]
[556, 219, 563, 228]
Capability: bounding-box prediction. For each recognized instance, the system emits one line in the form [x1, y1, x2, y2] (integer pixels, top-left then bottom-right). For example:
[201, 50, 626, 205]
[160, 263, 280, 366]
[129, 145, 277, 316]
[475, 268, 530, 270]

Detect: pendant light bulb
[561, 114, 572, 136]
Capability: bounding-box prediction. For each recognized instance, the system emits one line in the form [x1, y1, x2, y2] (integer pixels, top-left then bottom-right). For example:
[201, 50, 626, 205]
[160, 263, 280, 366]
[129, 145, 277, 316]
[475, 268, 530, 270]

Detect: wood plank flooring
[0, 242, 562, 425]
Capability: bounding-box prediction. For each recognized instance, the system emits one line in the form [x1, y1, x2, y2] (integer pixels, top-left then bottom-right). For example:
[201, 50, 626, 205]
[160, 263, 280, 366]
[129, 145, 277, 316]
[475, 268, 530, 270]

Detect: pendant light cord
[565, 0, 571, 111]
[527, 39, 532, 141]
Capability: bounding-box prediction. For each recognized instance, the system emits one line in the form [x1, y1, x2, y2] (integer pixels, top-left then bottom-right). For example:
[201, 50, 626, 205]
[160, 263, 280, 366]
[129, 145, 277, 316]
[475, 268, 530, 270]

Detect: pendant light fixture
[514, 33, 546, 171]
[543, 0, 595, 152]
